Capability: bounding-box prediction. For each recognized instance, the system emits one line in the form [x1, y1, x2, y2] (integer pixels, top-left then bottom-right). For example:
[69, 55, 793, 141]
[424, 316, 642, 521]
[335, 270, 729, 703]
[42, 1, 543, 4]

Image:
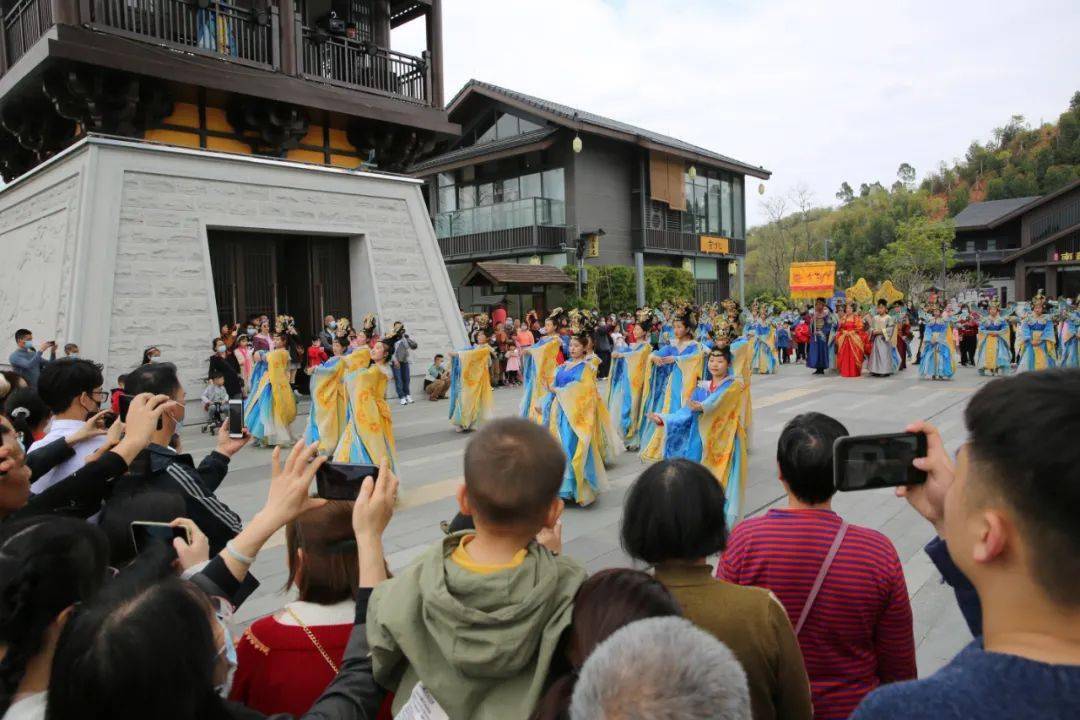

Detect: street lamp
[688, 165, 697, 180]
[824, 237, 831, 262]
[572, 134, 583, 154]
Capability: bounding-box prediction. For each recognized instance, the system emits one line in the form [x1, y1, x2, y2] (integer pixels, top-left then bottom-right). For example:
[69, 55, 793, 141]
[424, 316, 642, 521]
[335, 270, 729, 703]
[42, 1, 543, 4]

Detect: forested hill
[745, 91, 1080, 297]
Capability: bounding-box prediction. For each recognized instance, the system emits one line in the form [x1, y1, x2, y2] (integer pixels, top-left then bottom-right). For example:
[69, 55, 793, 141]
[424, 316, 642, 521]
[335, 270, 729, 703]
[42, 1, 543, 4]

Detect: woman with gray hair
[570, 616, 751, 720]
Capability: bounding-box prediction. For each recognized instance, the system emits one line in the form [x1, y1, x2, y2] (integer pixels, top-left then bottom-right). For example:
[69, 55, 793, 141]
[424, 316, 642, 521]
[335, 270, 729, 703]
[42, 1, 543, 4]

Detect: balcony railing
[954, 249, 1011, 264]
[436, 198, 566, 239]
[300, 29, 429, 104]
[438, 225, 570, 261]
[91, 0, 277, 68]
[3, 0, 53, 69]
[640, 228, 746, 256]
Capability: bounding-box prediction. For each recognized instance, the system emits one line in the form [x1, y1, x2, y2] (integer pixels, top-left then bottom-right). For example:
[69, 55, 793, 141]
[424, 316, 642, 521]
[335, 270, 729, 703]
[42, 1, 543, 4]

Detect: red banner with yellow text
[789, 261, 836, 299]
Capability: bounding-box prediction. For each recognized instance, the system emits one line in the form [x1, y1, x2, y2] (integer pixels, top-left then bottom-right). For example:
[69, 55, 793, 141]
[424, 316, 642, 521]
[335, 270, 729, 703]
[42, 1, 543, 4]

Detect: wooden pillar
[279, 0, 297, 75]
[372, 0, 390, 49]
[426, 0, 444, 107]
[51, 0, 80, 25]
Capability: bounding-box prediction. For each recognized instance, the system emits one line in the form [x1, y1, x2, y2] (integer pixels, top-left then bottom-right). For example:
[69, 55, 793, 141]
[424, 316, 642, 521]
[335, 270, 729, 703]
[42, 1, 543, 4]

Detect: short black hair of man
[462, 417, 565, 528]
[621, 459, 728, 564]
[14, 329, 30, 342]
[37, 358, 105, 414]
[124, 362, 183, 400]
[777, 412, 849, 505]
[433, 353, 444, 361]
[963, 369, 1080, 606]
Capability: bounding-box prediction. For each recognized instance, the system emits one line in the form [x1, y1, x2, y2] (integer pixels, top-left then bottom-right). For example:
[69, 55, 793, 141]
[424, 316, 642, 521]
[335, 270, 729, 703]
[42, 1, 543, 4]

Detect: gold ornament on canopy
[874, 280, 904, 305]
[846, 278, 874, 305]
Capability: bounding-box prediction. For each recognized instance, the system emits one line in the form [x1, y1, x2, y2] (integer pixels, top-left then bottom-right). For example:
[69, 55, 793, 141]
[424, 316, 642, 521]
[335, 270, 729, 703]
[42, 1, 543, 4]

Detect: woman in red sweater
[230, 501, 391, 718]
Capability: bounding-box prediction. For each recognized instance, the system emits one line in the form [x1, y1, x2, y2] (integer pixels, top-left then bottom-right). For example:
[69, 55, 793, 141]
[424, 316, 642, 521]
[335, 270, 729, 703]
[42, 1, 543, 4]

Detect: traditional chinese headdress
[361, 314, 377, 334]
[474, 313, 491, 331]
[672, 301, 699, 330]
[547, 307, 568, 327]
[336, 317, 351, 333]
[635, 306, 656, 332]
[568, 309, 597, 342]
[1032, 289, 1047, 311]
[988, 297, 1001, 310]
[274, 315, 296, 334]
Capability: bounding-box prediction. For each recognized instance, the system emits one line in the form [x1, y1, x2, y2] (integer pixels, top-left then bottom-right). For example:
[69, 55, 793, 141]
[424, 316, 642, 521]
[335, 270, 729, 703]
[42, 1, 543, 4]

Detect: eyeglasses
[89, 390, 108, 401]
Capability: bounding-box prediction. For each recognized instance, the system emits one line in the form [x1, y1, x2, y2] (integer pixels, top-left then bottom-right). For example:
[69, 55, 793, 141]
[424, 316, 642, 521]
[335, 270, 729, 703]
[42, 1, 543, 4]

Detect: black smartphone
[315, 462, 379, 500]
[118, 394, 165, 430]
[834, 432, 927, 492]
[101, 411, 118, 429]
[228, 398, 244, 438]
[130, 521, 191, 555]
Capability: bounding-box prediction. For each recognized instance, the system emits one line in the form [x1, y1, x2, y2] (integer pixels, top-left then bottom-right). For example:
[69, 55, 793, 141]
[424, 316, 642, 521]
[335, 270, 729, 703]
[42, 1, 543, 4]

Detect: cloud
[394, 0, 1080, 228]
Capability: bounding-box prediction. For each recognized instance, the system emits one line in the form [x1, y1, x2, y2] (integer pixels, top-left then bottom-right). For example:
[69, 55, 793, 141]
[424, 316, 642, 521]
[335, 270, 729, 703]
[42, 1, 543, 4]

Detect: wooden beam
[372, 0, 391, 49]
[51, 0, 80, 26]
[426, 0, 444, 107]
[278, 0, 296, 75]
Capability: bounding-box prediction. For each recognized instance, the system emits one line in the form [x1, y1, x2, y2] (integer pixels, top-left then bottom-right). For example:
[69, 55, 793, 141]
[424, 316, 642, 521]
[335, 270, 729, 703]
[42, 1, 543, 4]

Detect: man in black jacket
[108, 363, 250, 553]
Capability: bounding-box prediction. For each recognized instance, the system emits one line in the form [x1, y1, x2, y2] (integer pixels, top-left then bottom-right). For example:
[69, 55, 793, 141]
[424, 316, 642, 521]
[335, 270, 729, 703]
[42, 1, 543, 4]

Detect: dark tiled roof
[470, 262, 574, 285]
[953, 196, 1039, 229]
[446, 80, 770, 178]
[410, 127, 557, 174]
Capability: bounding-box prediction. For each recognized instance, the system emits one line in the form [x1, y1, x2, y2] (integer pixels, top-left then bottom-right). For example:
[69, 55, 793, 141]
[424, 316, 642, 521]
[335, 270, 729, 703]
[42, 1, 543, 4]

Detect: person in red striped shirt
[719, 412, 916, 719]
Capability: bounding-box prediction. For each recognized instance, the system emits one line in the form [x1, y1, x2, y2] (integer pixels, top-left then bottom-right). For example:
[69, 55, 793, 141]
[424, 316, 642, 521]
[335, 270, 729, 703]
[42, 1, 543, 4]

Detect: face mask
[328, 321, 337, 330]
[68, 353, 79, 359]
[213, 614, 237, 698]
[246, 327, 256, 336]
[149, 356, 160, 363]
[23, 340, 34, 351]
[216, 345, 227, 353]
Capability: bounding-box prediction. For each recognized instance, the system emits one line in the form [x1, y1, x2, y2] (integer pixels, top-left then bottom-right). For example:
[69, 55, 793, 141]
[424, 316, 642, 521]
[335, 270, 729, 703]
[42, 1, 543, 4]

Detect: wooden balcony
[640, 228, 746, 256]
[0, 0, 443, 108]
[299, 29, 429, 105]
[438, 225, 570, 262]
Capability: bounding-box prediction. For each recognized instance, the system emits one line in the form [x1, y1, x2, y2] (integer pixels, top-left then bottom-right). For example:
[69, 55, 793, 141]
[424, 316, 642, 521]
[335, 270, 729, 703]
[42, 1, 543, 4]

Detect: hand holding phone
[834, 432, 928, 492]
[316, 462, 380, 500]
[130, 521, 191, 555]
[895, 421, 955, 536]
[228, 398, 244, 438]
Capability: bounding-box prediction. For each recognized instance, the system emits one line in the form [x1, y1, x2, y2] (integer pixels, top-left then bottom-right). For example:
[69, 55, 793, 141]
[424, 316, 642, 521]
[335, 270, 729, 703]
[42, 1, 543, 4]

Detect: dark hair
[124, 362, 182, 400]
[776, 412, 849, 505]
[37, 358, 104, 414]
[140, 347, 159, 365]
[963, 370, 1080, 606]
[63, 343, 79, 354]
[877, 298, 888, 307]
[116, 374, 127, 385]
[708, 346, 733, 366]
[99, 490, 186, 566]
[434, 353, 444, 361]
[3, 388, 50, 445]
[621, 459, 729, 563]
[463, 418, 565, 528]
[207, 369, 223, 381]
[49, 568, 223, 720]
[285, 502, 358, 604]
[13, 329, 30, 343]
[815, 297, 826, 304]
[531, 569, 682, 720]
[0, 517, 109, 714]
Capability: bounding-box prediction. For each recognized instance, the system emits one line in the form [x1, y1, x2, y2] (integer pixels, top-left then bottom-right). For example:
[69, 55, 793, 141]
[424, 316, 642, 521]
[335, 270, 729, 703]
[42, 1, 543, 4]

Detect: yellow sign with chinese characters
[699, 235, 731, 254]
[789, 261, 836, 299]
[1061, 252, 1076, 262]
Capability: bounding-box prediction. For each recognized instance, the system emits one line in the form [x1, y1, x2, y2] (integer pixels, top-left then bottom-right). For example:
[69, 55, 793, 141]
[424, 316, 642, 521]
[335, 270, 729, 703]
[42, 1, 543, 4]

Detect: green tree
[947, 185, 970, 216]
[643, 267, 695, 306]
[897, 163, 916, 189]
[876, 217, 956, 291]
[836, 181, 854, 203]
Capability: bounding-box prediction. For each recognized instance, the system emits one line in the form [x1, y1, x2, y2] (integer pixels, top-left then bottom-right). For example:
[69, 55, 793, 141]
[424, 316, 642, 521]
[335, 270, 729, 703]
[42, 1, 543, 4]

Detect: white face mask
[216, 345, 227, 353]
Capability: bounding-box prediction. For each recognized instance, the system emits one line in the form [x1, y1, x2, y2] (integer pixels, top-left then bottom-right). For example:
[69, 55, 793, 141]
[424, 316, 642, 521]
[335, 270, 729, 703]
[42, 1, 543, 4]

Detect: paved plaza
[182, 360, 989, 677]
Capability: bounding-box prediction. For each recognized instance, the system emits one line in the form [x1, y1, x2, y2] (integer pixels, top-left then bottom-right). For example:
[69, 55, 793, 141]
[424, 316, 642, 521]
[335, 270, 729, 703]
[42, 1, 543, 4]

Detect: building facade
[953, 179, 1080, 302]
[411, 81, 771, 316]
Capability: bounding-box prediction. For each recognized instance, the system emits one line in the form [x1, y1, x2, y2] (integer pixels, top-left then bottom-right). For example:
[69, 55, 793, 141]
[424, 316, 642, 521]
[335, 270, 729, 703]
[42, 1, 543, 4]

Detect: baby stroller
[203, 401, 228, 434]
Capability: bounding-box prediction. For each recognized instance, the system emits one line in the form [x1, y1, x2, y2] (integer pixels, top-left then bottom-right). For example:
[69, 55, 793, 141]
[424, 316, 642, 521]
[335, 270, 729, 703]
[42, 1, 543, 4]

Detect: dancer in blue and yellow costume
[607, 308, 655, 450]
[918, 302, 957, 380]
[305, 338, 371, 454]
[640, 303, 706, 461]
[244, 326, 297, 447]
[520, 308, 565, 423]
[448, 328, 494, 432]
[333, 338, 396, 469]
[539, 315, 618, 506]
[1015, 290, 1057, 373]
[647, 346, 747, 527]
[1059, 294, 1080, 369]
[748, 305, 778, 375]
[975, 298, 1012, 376]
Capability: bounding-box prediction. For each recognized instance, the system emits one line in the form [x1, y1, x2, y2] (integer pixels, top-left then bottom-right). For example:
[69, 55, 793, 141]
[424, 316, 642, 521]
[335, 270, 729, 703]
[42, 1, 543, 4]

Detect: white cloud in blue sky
[394, 0, 1080, 227]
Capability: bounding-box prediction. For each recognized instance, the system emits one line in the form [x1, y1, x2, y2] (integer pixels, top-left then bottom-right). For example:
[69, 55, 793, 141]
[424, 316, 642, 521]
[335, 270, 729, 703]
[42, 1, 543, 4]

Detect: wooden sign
[699, 235, 730, 254]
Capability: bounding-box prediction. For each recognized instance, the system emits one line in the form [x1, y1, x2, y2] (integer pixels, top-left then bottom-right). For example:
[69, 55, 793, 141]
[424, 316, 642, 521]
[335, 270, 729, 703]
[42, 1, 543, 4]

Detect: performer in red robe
[835, 301, 866, 377]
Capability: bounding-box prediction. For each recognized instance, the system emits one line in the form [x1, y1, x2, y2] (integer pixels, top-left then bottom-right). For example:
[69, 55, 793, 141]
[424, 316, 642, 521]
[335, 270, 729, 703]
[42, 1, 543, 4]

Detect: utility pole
[975, 250, 981, 285]
[940, 239, 947, 294]
[824, 237, 830, 261]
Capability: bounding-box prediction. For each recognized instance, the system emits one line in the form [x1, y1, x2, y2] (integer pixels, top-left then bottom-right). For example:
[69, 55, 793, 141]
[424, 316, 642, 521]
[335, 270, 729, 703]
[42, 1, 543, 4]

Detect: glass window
[458, 185, 476, 210]
[694, 182, 707, 233]
[519, 117, 542, 133]
[437, 172, 454, 187]
[986, 238, 997, 251]
[437, 185, 457, 214]
[694, 258, 719, 280]
[474, 205, 493, 233]
[500, 177, 520, 203]
[520, 172, 542, 199]
[732, 176, 744, 238]
[542, 168, 565, 201]
[720, 178, 733, 236]
[478, 182, 494, 206]
[495, 113, 519, 139]
[475, 120, 497, 145]
[707, 179, 721, 234]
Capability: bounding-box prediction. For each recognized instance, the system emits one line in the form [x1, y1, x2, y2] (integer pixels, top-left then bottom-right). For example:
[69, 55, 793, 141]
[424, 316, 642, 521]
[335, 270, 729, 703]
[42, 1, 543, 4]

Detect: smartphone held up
[833, 432, 927, 492]
[315, 462, 379, 501]
[130, 521, 190, 555]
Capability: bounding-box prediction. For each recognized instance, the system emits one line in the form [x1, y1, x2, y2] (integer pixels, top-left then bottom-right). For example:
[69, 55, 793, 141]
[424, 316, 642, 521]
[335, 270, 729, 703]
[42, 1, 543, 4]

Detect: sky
[393, 0, 1080, 229]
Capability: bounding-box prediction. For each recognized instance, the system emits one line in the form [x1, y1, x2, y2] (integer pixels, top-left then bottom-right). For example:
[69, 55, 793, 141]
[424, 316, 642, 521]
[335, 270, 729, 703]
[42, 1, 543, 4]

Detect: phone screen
[315, 463, 379, 500]
[228, 399, 244, 438]
[130, 522, 190, 555]
[834, 432, 927, 492]
[118, 394, 132, 422]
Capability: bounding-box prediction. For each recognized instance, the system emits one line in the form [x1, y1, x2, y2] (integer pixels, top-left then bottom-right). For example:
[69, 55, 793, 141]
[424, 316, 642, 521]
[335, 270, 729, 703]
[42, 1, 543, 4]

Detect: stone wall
[0, 168, 84, 356]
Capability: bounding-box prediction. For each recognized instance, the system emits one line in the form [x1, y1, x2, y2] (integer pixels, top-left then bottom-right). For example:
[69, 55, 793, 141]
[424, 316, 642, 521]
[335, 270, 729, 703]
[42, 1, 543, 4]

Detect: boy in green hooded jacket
[366, 417, 586, 719]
